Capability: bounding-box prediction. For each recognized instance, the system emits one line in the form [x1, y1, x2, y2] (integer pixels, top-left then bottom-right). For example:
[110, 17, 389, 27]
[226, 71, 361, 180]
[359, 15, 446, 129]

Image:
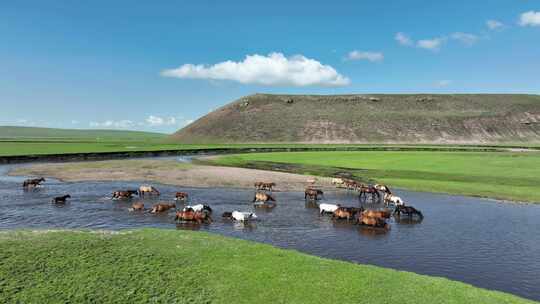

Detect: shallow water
[1, 162, 539, 301]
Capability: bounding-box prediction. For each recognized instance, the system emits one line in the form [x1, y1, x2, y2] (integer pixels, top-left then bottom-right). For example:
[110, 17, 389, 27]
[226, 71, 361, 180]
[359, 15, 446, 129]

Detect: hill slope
[171, 94, 540, 144]
[0, 126, 166, 141]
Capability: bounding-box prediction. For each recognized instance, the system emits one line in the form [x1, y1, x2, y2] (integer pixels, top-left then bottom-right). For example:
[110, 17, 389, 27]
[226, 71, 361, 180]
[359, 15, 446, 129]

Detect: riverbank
[8, 159, 331, 191]
[205, 151, 540, 203]
[0, 229, 534, 304]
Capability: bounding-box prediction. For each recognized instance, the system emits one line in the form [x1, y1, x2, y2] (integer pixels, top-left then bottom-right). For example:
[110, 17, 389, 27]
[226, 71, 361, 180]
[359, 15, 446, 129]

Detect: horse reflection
[394, 214, 424, 225]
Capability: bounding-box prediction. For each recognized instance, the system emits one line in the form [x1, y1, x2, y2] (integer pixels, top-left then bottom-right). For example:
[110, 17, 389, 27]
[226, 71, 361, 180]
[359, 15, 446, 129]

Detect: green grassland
[0, 229, 534, 304]
[0, 126, 166, 141]
[208, 151, 540, 203]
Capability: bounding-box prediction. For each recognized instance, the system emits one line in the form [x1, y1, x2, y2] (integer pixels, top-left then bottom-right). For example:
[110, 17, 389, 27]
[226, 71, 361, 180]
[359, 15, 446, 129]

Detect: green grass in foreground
[0, 229, 533, 304]
[209, 151, 540, 203]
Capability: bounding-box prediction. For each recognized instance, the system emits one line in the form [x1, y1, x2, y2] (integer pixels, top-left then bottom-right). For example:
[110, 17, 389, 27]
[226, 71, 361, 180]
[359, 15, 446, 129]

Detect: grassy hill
[0, 126, 166, 141]
[170, 94, 540, 144]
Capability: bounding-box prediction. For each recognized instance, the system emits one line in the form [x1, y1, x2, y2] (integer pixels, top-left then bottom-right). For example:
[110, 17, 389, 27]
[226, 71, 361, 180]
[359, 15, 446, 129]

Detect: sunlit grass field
[210, 151, 540, 203]
[0, 229, 534, 304]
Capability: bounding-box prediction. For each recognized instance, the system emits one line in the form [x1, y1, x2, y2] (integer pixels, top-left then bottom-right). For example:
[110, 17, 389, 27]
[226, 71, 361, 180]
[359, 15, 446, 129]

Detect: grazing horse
[252, 192, 276, 203]
[231, 211, 257, 222]
[358, 184, 380, 203]
[112, 190, 138, 200]
[319, 203, 340, 214]
[150, 203, 176, 213]
[52, 194, 71, 204]
[175, 210, 212, 224]
[129, 202, 145, 212]
[306, 177, 317, 185]
[333, 207, 363, 220]
[23, 177, 45, 188]
[384, 193, 404, 206]
[394, 205, 423, 218]
[254, 182, 276, 191]
[304, 188, 323, 201]
[174, 192, 189, 201]
[183, 204, 212, 214]
[139, 185, 160, 196]
[374, 184, 391, 194]
[356, 213, 390, 229]
[362, 209, 392, 219]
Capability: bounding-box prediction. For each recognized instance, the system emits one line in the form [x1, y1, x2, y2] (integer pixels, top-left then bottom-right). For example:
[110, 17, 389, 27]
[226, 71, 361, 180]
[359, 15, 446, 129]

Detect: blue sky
[1, 1, 539, 133]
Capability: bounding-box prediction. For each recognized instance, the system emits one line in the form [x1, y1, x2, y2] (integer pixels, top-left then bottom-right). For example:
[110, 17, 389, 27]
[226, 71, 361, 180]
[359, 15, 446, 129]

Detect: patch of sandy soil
[9, 159, 332, 191]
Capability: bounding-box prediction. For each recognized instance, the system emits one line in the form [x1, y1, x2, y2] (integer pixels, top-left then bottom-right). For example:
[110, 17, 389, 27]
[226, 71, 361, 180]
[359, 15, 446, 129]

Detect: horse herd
[21, 176, 423, 230]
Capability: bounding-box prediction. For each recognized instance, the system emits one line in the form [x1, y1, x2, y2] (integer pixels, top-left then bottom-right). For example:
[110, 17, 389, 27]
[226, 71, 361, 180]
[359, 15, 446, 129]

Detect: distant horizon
[2, 1, 539, 132]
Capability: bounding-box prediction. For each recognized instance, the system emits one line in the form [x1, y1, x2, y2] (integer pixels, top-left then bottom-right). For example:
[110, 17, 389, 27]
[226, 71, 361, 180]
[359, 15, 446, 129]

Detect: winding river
[1, 160, 539, 301]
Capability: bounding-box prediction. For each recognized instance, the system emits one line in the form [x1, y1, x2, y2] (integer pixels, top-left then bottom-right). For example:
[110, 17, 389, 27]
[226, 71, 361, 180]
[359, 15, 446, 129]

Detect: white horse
[319, 203, 340, 214]
[374, 184, 391, 193]
[139, 185, 160, 196]
[384, 193, 404, 206]
[231, 211, 257, 222]
[183, 204, 212, 213]
[331, 178, 344, 185]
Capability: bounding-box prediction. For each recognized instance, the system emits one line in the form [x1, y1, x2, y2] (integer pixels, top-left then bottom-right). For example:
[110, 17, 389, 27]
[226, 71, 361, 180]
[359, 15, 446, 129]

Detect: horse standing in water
[374, 184, 391, 194]
[175, 210, 212, 224]
[139, 185, 160, 196]
[252, 192, 276, 203]
[254, 182, 276, 192]
[52, 194, 71, 204]
[358, 184, 380, 203]
[150, 203, 176, 213]
[304, 188, 323, 201]
[23, 177, 45, 188]
[333, 207, 363, 220]
[112, 190, 138, 200]
[355, 213, 390, 230]
[394, 205, 423, 219]
[175, 192, 189, 201]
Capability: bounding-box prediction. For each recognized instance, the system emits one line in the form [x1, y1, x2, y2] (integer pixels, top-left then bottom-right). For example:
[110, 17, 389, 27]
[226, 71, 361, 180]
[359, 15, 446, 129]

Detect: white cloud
[71, 120, 79, 124]
[436, 80, 452, 87]
[486, 19, 504, 30]
[145, 115, 177, 126]
[89, 120, 134, 129]
[183, 119, 194, 126]
[346, 50, 384, 62]
[395, 32, 413, 46]
[519, 11, 540, 27]
[451, 32, 478, 46]
[417, 37, 446, 51]
[161, 52, 350, 87]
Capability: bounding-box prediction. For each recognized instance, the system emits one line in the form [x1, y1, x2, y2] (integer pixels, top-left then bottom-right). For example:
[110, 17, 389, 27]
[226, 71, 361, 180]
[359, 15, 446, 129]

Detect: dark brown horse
[304, 188, 324, 200]
[175, 210, 212, 224]
[23, 177, 45, 188]
[394, 205, 423, 218]
[112, 190, 138, 199]
[150, 203, 176, 214]
[358, 184, 380, 203]
[52, 194, 71, 204]
[333, 207, 363, 220]
[175, 192, 189, 201]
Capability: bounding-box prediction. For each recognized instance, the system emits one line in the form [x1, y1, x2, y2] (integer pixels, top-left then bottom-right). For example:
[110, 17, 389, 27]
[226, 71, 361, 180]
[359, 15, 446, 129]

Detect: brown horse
[254, 182, 276, 191]
[362, 209, 392, 219]
[304, 188, 324, 200]
[394, 205, 423, 218]
[52, 194, 71, 204]
[333, 207, 363, 220]
[112, 190, 138, 199]
[150, 203, 175, 213]
[252, 192, 276, 203]
[356, 214, 390, 229]
[343, 179, 359, 191]
[129, 202, 145, 211]
[358, 184, 380, 203]
[175, 192, 189, 201]
[139, 185, 160, 196]
[23, 177, 45, 188]
[175, 210, 212, 224]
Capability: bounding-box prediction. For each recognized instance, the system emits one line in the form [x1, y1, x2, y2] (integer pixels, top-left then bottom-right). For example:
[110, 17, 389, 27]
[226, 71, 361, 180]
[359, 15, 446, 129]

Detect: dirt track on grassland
[9, 159, 333, 191]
